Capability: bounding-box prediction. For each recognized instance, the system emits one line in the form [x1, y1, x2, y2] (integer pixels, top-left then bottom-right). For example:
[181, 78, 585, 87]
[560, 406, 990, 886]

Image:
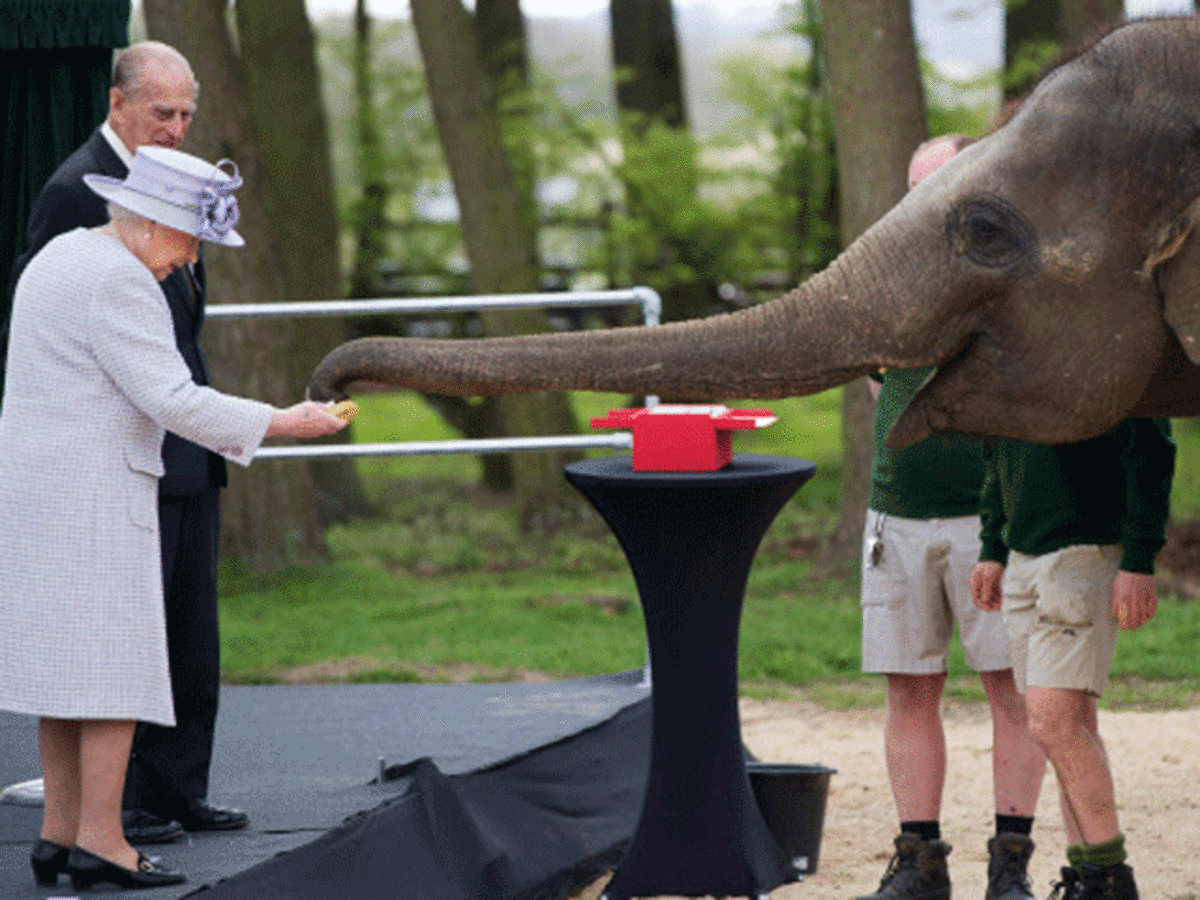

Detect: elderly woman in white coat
[0, 146, 347, 891]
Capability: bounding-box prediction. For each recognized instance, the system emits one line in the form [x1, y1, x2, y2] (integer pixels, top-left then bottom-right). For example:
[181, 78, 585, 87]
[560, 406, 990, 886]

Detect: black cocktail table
[564, 454, 817, 900]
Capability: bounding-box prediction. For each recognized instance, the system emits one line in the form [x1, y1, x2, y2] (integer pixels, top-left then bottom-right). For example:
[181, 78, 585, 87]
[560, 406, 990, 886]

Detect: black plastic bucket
[747, 762, 836, 875]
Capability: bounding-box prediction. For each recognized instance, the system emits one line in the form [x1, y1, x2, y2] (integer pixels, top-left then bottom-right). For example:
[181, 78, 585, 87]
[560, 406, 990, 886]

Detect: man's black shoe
[122, 808, 185, 844]
[177, 800, 250, 832]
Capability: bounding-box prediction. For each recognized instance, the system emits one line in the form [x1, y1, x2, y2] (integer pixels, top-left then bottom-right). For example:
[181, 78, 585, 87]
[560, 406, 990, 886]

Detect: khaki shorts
[1001, 545, 1120, 697]
[860, 511, 1011, 675]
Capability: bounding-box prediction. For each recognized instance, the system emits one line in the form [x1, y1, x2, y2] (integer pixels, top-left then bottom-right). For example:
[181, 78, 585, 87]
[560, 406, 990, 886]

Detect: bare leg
[979, 669, 1045, 817]
[39, 718, 82, 847]
[884, 673, 947, 821]
[1025, 686, 1117, 845]
[74, 719, 140, 870]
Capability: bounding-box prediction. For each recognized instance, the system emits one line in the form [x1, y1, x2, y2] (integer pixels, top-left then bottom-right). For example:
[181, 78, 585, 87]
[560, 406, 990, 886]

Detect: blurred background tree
[234, 0, 372, 527]
[819, 0, 928, 563]
[410, 0, 582, 531]
[1004, 0, 1125, 100]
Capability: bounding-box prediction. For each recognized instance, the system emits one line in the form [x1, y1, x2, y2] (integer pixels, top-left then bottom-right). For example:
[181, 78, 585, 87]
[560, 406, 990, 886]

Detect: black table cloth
[565, 454, 817, 899]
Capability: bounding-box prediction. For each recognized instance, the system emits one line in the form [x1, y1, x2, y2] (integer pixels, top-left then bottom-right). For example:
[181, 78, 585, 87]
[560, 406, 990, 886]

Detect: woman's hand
[265, 401, 350, 439]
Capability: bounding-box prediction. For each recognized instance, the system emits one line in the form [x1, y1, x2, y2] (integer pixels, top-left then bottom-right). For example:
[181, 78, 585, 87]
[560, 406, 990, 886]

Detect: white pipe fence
[206, 287, 662, 324]
[253, 434, 633, 461]
[204, 288, 661, 461]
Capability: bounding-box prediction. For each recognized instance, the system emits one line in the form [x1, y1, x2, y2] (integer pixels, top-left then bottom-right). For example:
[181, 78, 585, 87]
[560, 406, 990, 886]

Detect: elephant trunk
[308, 202, 968, 404]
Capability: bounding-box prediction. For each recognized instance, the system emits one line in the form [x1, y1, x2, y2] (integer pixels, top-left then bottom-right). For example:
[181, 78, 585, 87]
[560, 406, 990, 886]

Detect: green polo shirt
[978, 418, 1175, 574]
[869, 366, 984, 519]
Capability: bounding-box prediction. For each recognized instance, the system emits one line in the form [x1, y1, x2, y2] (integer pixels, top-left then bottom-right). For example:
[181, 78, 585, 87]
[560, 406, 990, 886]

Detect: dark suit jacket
[10, 129, 226, 494]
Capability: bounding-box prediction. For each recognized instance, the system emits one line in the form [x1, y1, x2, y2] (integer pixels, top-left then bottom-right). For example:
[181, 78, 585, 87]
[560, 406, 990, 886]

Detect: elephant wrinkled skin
[309, 16, 1200, 447]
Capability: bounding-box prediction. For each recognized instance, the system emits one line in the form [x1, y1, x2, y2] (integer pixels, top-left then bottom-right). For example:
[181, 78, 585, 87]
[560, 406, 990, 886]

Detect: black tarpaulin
[181, 698, 652, 900]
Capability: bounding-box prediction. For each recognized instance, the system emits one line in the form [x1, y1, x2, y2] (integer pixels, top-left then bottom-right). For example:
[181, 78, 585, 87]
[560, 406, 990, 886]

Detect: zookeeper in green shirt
[855, 134, 1047, 900]
[971, 417, 1175, 900]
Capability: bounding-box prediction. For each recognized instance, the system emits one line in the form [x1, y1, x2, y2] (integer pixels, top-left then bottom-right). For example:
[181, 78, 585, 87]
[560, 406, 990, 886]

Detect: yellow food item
[331, 400, 359, 422]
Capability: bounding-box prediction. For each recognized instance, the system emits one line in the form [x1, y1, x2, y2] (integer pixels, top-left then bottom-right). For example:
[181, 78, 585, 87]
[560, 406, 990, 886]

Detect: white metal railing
[206, 287, 662, 324]
[205, 288, 661, 461]
[253, 434, 633, 461]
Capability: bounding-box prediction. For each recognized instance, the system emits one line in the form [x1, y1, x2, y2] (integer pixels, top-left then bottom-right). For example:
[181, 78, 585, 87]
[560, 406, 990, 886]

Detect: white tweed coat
[0, 228, 274, 725]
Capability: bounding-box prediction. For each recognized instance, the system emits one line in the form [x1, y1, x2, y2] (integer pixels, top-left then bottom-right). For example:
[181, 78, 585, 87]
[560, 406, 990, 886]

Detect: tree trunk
[477, 0, 540, 266]
[477, 0, 528, 88]
[349, 2, 516, 493]
[1060, 0, 1122, 44]
[610, 0, 707, 323]
[610, 0, 688, 131]
[234, 0, 372, 526]
[411, 0, 581, 530]
[347, 0, 388, 303]
[473, 0, 558, 494]
[820, 0, 927, 563]
[144, 0, 327, 569]
[786, 0, 840, 283]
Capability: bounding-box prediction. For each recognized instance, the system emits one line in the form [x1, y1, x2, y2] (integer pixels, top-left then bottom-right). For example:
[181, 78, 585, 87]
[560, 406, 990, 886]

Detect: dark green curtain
[1, 0, 129, 383]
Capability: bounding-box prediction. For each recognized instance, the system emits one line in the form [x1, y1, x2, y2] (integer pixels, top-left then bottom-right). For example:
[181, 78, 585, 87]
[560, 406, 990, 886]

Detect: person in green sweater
[856, 135, 1047, 900]
[970, 418, 1175, 900]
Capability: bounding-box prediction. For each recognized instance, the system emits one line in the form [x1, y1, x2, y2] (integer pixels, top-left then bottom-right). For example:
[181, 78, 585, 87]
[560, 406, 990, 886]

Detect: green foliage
[315, 3, 1004, 321]
[774, 0, 840, 275]
[324, 477, 627, 577]
[921, 59, 996, 139]
[1004, 38, 1060, 96]
[718, 0, 839, 288]
[1169, 416, 1200, 520]
[607, 119, 750, 295]
[319, 18, 461, 291]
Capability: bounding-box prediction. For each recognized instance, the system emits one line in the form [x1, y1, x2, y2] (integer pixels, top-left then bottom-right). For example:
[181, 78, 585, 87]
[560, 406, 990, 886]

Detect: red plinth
[590, 405, 777, 472]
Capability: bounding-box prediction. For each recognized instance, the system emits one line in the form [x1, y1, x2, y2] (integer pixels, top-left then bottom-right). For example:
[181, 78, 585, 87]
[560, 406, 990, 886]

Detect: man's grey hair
[112, 41, 199, 98]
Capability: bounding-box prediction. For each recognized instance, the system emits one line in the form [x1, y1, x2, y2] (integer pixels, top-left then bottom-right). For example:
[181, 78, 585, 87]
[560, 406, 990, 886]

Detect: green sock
[1066, 844, 1086, 869]
[1072, 834, 1127, 869]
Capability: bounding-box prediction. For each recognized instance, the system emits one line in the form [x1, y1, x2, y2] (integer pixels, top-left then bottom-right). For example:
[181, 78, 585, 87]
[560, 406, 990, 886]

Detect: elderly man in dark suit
[9, 40, 250, 843]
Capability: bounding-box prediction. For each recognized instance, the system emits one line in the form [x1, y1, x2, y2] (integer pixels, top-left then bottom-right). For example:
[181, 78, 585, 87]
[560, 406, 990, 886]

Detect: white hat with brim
[84, 145, 245, 248]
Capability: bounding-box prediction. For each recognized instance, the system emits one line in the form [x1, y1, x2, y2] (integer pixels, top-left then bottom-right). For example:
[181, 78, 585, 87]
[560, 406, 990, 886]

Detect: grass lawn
[217, 389, 1200, 709]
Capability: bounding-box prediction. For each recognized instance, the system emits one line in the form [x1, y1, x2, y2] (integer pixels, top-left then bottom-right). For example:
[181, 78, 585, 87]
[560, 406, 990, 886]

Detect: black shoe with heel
[67, 846, 186, 890]
[30, 839, 71, 886]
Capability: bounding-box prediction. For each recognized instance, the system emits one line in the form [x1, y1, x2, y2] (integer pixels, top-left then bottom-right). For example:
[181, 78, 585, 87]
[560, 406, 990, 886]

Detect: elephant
[309, 15, 1200, 448]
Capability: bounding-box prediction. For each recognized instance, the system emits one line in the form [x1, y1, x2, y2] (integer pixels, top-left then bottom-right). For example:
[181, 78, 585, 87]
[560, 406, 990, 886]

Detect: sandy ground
[571, 697, 1200, 900]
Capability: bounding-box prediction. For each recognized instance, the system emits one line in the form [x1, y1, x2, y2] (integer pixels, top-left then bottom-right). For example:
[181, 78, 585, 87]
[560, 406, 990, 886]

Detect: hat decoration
[83, 146, 246, 247]
[197, 160, 242, 244]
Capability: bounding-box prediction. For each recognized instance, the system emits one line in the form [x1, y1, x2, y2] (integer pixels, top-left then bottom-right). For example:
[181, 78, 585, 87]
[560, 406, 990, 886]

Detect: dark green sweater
[870, 366, 984, 519]
[978, 419, 1175, 574]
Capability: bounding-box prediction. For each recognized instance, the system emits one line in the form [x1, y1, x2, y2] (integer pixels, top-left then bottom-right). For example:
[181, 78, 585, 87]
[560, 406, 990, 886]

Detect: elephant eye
[947, 197, 1036, 273]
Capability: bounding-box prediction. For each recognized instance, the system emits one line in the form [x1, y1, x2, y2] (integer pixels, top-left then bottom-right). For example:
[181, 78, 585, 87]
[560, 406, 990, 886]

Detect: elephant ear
[1146, 195, 1200, 365]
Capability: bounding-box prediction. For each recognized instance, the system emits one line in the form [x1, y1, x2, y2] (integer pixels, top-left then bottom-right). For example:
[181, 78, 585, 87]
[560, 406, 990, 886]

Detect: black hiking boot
[1073, 862, 1138, 900]
[985, 832, 1035, 900]
[855, 832, 952, 900]
[1048, 867, 1083, 900]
